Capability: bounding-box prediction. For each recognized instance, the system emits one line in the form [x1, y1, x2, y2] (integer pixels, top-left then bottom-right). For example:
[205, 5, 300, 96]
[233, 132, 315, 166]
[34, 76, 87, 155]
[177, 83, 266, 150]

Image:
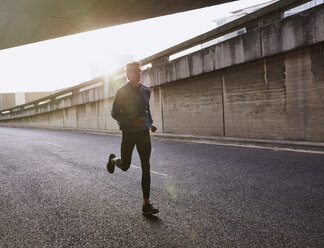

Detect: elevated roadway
[0, 0, 235, 50]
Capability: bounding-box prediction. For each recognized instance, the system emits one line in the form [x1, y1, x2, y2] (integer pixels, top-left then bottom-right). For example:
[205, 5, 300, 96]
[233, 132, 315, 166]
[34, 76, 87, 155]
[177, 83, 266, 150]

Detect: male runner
[107, 61, 159, 215]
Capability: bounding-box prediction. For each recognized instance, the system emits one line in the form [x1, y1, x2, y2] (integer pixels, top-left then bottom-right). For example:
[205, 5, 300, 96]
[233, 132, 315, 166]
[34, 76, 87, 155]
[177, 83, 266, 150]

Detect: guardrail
[1, 76, 106, 119]
[0, 0, 314, 120]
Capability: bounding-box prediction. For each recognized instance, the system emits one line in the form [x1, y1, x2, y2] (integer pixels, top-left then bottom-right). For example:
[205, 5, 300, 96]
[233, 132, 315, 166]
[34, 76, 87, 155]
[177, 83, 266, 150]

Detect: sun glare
[0, 0, 272, 93]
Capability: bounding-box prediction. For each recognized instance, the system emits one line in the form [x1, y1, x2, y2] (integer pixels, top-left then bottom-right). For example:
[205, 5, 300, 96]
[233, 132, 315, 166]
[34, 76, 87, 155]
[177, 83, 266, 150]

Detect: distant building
[0, 91, 53, 110]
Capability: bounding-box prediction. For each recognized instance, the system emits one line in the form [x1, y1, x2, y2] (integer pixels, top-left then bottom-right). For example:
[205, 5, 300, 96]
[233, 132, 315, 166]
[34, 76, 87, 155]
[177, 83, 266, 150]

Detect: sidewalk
[151, 133, 324, 153]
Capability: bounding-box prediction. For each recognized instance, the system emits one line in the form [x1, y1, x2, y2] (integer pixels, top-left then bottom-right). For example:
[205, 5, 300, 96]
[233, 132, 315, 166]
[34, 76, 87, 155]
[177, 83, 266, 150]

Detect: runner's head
[125, 61, 142, 84]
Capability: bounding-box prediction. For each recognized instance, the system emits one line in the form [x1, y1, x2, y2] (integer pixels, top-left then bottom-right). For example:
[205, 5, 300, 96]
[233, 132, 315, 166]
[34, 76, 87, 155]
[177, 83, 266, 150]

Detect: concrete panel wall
[8, 117, 22, 127]
[262, 5, 324, 58]
[37, 113, 49, 128]
[48, 110, 64, 128]
[29, 115, 37, 127]
[63, 107, 77, 128]
[150, 87, 163, 133]
[79, 87, 103, 104]
[223, 57, 289, 139]
[98, 99, 119, 131]
[284, 45, 324, 141]
[215, 28, 261, 70]
[223, 44, 324, 142]
[57, 96, 73, 110]
[76, 102, 99, 129]
[162, 71, 223, 136]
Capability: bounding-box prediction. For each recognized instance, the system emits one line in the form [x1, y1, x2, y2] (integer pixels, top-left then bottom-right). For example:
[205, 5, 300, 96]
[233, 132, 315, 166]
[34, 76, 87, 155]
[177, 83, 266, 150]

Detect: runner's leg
[136, 131, 151, 199]
[115, 131, 135, 171]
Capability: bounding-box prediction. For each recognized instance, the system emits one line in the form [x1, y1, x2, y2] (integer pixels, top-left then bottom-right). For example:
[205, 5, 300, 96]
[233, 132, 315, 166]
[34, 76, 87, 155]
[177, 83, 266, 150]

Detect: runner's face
[128, 67, 142, 83]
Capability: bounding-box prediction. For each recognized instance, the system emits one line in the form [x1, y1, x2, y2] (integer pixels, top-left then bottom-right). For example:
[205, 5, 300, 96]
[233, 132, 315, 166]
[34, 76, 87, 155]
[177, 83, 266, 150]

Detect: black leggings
[117, 130, 151, 199]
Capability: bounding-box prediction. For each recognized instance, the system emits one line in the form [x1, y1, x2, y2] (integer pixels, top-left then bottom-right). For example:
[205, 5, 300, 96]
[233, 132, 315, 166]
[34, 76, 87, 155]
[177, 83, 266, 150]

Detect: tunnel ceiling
[0, 0, 236, 50]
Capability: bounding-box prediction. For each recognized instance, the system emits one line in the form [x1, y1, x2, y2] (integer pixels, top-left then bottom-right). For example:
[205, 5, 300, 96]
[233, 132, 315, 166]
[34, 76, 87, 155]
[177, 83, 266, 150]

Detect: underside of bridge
[0, 0, 235, 50]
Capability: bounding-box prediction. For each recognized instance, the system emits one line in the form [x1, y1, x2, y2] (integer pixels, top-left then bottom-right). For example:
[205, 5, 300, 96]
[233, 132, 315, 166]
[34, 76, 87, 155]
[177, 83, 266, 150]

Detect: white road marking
[231, 144, 324, 154]
[178, 140, 324, 155]
[47, 143, 63, 148]
[130, 164, 168, 177]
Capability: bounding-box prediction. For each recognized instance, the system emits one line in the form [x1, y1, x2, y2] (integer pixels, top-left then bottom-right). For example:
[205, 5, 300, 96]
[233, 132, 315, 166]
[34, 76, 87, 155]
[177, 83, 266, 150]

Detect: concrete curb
[1, 125, 323, 152]
[151, 133, 324, 152]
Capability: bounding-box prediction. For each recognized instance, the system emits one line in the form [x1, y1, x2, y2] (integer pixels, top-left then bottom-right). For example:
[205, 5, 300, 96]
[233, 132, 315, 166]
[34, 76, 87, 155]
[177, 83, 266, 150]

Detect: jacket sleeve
[111, 90, 133, 124]
[147, 90, 153, 125]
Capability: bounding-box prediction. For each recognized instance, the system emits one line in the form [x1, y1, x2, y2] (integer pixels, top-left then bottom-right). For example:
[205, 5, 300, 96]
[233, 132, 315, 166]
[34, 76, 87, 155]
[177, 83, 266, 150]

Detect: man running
[107, 61, 159, 215]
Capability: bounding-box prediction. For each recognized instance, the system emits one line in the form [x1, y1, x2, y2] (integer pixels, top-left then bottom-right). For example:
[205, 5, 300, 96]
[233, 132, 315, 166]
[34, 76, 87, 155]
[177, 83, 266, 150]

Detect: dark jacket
[111, 82, 153, 132]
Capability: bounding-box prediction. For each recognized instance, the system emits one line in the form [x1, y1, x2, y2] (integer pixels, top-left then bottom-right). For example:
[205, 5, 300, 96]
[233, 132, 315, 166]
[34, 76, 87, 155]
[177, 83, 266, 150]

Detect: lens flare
[166, 181, 177, 199]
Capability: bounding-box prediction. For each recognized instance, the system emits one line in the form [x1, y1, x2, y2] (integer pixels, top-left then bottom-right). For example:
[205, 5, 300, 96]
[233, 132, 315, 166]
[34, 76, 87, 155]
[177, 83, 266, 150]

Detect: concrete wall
[161, 71, 223, 136]
[223, 45, 324, 141]
[63, 107, 77, 128]
[147, 43, 323, 141]
[98, 99, 120, 131]
[144, 4, 324, 88]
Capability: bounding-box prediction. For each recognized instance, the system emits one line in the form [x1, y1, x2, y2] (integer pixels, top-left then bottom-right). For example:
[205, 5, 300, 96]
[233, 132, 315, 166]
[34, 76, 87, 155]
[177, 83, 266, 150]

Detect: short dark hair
[125, 61, 141, 75]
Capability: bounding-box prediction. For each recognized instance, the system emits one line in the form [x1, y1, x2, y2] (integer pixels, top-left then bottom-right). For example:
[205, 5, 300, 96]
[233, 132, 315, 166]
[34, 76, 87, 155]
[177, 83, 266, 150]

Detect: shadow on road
[142, 215, 161, 224]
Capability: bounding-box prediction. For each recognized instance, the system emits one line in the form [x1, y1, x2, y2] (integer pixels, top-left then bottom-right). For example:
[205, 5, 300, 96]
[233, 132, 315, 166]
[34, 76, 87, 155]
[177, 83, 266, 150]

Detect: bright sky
[0, 0, 273, 93]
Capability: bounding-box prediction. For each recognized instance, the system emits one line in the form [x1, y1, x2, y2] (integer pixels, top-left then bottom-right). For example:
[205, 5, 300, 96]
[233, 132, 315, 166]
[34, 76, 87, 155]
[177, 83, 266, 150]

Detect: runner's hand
[151, 125, 157, 133]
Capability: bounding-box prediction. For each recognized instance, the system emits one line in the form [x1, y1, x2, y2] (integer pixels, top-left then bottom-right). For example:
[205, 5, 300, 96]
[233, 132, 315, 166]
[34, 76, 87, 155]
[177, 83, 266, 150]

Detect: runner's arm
[111, 90, 134, 124]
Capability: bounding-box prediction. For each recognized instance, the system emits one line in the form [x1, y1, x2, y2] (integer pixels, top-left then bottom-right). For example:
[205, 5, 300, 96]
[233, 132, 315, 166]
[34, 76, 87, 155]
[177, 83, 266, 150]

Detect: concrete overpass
[0, 0, 235, 50]
[1, 0, 323, 150]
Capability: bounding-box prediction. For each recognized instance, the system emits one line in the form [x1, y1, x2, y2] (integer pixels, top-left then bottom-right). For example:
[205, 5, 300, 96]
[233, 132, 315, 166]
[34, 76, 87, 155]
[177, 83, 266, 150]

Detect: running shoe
[107, 154, 116, 174]
[142, 203, 159, 215]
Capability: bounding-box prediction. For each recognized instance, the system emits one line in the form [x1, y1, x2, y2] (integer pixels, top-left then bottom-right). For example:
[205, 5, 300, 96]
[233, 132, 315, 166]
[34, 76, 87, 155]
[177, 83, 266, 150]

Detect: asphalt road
[0, 127, 323, 248]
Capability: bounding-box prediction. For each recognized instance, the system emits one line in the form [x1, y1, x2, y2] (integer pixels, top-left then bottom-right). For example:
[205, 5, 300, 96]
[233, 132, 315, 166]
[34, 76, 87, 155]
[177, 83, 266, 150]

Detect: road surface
[0, 127, 323, 247]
